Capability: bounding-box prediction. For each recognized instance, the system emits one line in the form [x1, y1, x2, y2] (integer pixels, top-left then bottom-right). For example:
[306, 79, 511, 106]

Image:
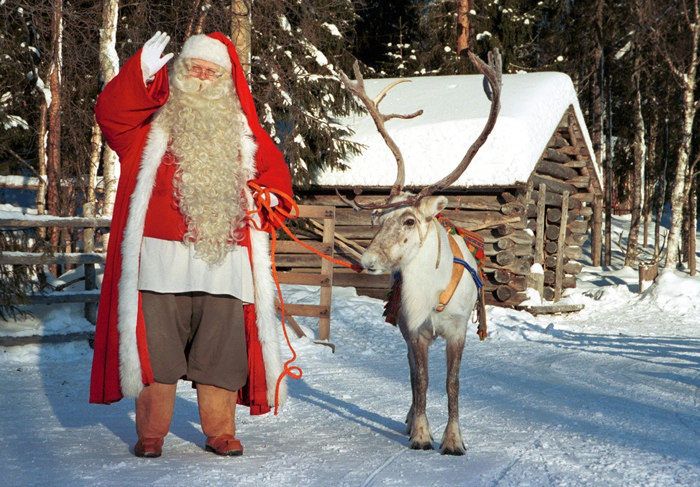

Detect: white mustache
[175, 76, 228, 100]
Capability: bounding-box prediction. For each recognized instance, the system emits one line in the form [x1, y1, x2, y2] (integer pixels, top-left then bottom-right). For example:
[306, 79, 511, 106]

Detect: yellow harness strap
[436, 234, 465, 312]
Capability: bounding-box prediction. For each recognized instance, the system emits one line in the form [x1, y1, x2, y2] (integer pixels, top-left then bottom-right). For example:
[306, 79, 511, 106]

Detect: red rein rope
[246, 183, 361, 414]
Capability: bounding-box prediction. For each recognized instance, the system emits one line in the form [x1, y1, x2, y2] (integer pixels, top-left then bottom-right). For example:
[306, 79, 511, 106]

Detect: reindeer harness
[384, 216, 485, 326]
[436, 233, 483, 312]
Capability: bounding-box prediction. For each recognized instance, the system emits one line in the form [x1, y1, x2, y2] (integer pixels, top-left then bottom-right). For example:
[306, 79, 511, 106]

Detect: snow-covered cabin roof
[315, 72, 598, 189]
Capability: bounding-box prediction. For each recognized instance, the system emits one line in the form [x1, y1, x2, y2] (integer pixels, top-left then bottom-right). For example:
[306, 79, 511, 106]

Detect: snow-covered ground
[2, 214, 700, 486]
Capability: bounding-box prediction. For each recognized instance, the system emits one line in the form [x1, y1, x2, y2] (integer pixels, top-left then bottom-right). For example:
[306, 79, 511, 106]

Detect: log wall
[285, 190, 531, 304]
[526, 107, 598, 303]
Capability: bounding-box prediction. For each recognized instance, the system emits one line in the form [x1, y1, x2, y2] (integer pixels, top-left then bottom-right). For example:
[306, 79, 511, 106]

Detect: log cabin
[281, 72, 603, 307]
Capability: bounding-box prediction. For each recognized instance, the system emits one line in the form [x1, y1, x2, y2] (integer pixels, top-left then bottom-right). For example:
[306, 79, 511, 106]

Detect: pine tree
[249, 0, 364, 186]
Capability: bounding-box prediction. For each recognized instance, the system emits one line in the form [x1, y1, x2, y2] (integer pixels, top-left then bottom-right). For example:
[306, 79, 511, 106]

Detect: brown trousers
[141, 291, 248, 392]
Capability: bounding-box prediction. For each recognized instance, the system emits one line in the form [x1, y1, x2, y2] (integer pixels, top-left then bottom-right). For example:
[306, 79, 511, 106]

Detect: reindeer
[337, 51, 502, 455]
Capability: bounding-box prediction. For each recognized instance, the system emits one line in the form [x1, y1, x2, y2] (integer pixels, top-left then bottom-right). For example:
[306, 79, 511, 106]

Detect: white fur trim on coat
[241, 118, 287, 407]
[118, 110, 287, 409]
[118, 120, 169, 398]
[248, 222, 287, 407]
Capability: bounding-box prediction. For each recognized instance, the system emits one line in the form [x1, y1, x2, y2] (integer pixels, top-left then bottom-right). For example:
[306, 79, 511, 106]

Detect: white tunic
[137, 237, 255, 303]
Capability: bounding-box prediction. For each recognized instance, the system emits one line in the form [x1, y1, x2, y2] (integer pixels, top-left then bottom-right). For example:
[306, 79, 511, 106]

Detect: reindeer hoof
[440, 440, 466, 456]
[440, 445, 466, 456]
[409, 440, 434, 451]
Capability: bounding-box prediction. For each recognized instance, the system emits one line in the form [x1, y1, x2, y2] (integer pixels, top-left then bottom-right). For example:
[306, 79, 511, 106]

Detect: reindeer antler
[337, 49, 503, 212]
[415, 50, 502, 200]
[338, 62, 424, 199]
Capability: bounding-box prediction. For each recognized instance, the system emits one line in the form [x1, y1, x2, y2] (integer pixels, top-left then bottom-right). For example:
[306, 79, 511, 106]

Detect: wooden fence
[0, 215, 109, 325]
[274, 205, 338, 350]
[1, 205, 342, 347]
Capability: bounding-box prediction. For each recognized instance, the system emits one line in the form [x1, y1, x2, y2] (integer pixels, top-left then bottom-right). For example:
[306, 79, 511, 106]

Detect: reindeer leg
[399, 321, 417, 435]
[407, 331, 433, 450]
[405, 342, 416, 435]
[440, 334, 466, 455]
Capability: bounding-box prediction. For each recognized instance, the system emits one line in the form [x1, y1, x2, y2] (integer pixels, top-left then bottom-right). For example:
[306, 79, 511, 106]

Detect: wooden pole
[529, 183, 546, 299]
[83, 202, 98, 325]
[318, 208, 335, 341]
[554, 191, 570, 302]
[591, 194, 603, 266]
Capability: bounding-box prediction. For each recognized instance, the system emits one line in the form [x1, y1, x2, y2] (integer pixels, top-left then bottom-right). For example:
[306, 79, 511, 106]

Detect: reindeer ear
[419, 196, 449, 219]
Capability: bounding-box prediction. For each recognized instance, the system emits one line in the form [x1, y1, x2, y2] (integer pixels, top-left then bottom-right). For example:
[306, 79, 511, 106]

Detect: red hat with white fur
[179, 33, 233, 71]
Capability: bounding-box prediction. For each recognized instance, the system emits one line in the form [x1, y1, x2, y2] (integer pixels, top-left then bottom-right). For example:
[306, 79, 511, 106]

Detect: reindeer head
[361, 194, 449, 274]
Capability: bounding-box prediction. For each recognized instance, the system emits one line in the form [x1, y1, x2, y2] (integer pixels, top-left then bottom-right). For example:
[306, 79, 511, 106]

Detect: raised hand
[140, 31, 174, 80]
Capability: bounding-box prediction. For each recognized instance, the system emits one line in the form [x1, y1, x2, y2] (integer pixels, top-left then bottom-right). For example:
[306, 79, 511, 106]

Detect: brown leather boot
[134, 437, 164, 458]
[205, 435, 243, 456]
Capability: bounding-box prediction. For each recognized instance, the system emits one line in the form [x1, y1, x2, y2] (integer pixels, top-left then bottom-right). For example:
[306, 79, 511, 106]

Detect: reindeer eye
[404, 218, 416, 227]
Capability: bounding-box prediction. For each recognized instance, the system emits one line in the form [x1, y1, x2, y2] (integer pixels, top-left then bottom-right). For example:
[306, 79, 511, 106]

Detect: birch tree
[624, 44, 645, 266]
[645, 0, 700, 268]
[231, 0, 252, 77]
[643, 103, 659, 250]
[47, 0, 64, 273]
[85, 0, 120, 251]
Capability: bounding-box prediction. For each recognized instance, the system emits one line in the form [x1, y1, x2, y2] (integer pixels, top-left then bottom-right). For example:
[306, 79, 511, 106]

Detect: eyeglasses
[189, 64, 222, 79]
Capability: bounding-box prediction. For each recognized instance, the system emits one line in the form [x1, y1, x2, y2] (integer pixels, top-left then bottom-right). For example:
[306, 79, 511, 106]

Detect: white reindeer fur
[118, 111, 285, 407]
[400, 220, 478, 340]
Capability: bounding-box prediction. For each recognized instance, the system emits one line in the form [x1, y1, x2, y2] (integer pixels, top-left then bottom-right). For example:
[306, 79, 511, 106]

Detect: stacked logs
[525, 109, 596, 303]
[473, 219, 533, 307]
[290, 190, 532, 305]
[432, 190, 530, 307]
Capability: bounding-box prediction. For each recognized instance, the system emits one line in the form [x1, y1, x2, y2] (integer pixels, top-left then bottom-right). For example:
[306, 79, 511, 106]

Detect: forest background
[1, 0, 699, 288]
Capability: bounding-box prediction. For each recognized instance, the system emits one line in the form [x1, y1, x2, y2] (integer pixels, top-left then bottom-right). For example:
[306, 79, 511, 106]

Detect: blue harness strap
[453, 257, 483, 290]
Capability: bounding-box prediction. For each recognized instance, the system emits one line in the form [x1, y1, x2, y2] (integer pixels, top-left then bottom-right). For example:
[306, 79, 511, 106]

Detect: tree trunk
[665, 90, 698, 268]
[604, 74, 613, 266]
[625, 49, 645, 267]
[643, 101, 658, 249]
[591, 0, 605, 166]
[186, 0, 204, 37]
[457, 0, 470, 56]
[186, 0, 212, 38]
[684, 154, 700, 272]
[36, 98, 48, 239]
[661, 6, 700, 268]
[690, 175, 697, 275]
[47, 0, 64, 276]
[654, 117, 670, 262]
[231, 0, 252, 78]
[94, 0, 121, 251]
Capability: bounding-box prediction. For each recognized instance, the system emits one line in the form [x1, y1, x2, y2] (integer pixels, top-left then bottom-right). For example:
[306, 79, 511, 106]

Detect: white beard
[153, 63, 251, 266]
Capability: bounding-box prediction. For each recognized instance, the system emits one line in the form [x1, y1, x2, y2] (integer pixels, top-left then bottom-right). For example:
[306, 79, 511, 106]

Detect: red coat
[90, 33, 293, 415]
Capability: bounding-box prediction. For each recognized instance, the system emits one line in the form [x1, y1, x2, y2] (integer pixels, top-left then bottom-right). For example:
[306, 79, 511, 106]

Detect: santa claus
[90, 31, 293, 458]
